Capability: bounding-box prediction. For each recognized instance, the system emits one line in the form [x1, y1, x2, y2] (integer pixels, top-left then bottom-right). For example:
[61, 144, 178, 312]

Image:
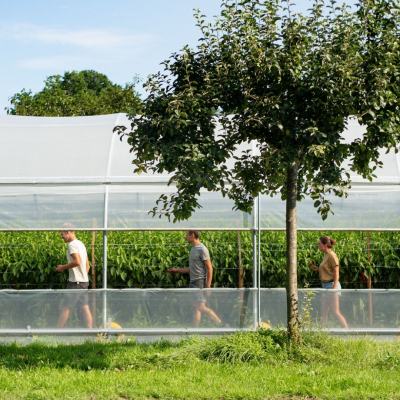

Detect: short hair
[62, 223, 75, 232]
[187, 230, 201, 239]
[319, 236, 337, 248]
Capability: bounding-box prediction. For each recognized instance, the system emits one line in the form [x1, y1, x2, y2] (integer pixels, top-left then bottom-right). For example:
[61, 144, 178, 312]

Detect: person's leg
[330, 295, 348, 328]
[320, 295, 330, 325]
[57, 306, 71, 328]
[80, 305, 93, 328]
[191, 300, 202, 327]
[197, 302, 222, 324]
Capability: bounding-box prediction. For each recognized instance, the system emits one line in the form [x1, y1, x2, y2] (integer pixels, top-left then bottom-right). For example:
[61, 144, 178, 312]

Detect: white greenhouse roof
[0, 113, 399, 230]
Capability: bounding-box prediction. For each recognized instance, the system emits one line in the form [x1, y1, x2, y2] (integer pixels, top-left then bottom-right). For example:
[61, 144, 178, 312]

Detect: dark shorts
[64, 281, 89, 309]
[189, 279, 207, 303]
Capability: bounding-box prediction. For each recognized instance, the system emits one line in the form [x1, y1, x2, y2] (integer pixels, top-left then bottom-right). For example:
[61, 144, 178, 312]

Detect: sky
[0, 0, 353, 114]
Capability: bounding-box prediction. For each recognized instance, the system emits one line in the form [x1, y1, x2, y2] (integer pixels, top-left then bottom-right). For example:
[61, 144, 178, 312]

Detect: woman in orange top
[310, 236, 348, 328]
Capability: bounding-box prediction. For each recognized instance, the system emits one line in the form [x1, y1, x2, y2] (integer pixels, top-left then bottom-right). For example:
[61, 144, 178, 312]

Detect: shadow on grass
[0, 339, 178, 371]
[0, 329, 338, 372]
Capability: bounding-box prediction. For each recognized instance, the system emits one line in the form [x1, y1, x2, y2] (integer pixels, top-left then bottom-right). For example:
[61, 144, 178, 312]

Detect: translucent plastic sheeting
[259, 185, 400, 230]
[0, 289, 400, 334]
[262, 289, 400, 329]
[0, 289, 256, 331]
[0, 185, 251, 230]
[1, 114, 399, 230]
[0, 185, 105, 230]
[341, 119, 400, 184]
[107, 185, 252, 229]
[0, 114, 124, 183]
[2, 182, 400, 230]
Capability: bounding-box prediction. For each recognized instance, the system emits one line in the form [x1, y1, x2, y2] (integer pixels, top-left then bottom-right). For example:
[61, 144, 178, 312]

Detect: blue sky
[0, 0, 351, 114]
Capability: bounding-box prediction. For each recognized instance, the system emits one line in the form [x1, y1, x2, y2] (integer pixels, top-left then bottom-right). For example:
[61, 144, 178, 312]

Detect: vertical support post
[257, 195, 261, 327]
[103, 230, 108, 289]
[367, 231, 373, 326]
[252, 198, 258, 330]
[91, 219, 97, 289]
[90, 219, 97, 327]
[367, 231, 371, 288]
[102, 186, 109, 331]
[102, 230, 107, 330]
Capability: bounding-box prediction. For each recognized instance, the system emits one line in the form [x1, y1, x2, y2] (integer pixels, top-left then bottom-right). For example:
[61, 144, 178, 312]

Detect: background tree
[118, 0, 399, 340]
[6, 70, 142, 116]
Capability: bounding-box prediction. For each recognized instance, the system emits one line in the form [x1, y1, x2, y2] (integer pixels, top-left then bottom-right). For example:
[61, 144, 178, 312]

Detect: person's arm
[332, 265, 339, 289]
[86, 256, 90, 273]
[56, 253, 81, 272]
[167, 267, 190, 274]
[204, 259, 213, 288]
[310, 264, 319, 272]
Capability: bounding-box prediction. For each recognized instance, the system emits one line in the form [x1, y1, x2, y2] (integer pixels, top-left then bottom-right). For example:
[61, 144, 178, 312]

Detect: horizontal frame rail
[0, 328, 399, 337]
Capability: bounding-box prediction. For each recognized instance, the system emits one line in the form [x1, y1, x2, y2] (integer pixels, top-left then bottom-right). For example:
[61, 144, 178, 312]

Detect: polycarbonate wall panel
[260, 185, 400, 230]
[0, 186, 105, 230]
[107, 185, 253, 229]
[1, 289, 400, 333]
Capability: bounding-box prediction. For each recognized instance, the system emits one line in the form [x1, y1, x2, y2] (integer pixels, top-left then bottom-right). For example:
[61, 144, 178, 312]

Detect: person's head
[318, 236, 337, 252]
[185, 230, 201, 244]
[60, 223, 76, 243]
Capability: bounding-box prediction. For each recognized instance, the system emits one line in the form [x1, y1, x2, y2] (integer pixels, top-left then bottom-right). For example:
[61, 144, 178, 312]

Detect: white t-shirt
[67, 239, 88, 282]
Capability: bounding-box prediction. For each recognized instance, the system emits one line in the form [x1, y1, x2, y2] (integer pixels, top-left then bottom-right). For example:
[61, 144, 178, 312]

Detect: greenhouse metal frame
[0, 114, 399, 337]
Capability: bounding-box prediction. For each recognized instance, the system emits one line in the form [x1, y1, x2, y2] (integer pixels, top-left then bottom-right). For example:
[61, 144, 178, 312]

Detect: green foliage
[1, 333, 400, 399]
[0, 231, 399, 289]
[171, 329, 291, 364]
[6, 70, 142, 116]
[119, 0, 400, 222]
[117, 0, 399, 337]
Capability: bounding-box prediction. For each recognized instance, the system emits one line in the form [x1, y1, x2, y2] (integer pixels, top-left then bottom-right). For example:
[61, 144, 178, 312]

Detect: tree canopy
[7, 70, 142, 116]
[119, 0, 400, 339]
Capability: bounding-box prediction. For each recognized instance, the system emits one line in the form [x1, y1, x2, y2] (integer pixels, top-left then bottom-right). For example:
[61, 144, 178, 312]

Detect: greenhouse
[0, 113, 399, 337]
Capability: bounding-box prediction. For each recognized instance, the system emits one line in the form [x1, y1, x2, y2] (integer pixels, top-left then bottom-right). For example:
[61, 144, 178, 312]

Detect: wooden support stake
[238, 231, 246, 328]
[238, 231, 243, 288]
[91, 219, 97, 289]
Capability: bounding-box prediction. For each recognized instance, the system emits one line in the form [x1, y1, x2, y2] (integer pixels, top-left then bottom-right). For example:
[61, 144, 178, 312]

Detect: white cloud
[16, 51, 144, 71]
[16, 55, 79, 70]
[1, 23, 155, 50]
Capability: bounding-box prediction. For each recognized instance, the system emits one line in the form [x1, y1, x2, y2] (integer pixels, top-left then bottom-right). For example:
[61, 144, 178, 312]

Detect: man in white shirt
[56, 226, 92, 328]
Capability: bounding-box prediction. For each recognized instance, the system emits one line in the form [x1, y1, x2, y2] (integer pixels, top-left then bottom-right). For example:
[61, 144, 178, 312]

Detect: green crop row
[0, 231, 399, 290]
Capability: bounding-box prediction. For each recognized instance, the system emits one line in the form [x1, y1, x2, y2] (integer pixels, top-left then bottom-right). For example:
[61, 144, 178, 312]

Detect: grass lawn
[0, 330, 400, 399]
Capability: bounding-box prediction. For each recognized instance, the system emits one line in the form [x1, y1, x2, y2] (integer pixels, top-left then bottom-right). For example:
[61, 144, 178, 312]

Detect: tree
[6, 70, 142, 116]
[118, 0, 399, 340]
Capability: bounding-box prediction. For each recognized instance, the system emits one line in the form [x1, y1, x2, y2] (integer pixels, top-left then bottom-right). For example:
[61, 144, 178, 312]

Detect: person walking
[168, 230, 227, 328]
[310, 235, 348, 328]
[56, 224, 93, 328]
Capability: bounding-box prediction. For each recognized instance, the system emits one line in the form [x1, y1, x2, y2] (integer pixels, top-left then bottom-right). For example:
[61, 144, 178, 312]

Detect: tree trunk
[286, 162, 301, 343]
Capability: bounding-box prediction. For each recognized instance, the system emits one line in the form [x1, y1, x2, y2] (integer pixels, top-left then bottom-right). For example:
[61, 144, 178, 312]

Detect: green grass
[1, 330, 400, 399]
